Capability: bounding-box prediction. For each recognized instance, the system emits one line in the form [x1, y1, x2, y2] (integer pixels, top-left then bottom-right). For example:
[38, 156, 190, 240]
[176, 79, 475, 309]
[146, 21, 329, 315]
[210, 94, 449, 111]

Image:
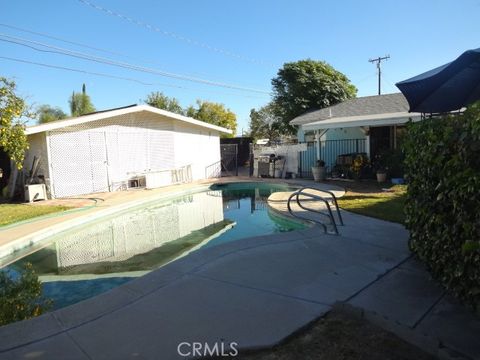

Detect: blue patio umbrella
[396, 48, 480, 113]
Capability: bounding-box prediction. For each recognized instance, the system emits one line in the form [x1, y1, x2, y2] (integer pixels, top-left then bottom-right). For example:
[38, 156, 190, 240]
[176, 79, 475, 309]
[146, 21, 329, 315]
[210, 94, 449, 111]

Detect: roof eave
[25, 104, 232, 135]
[302, 112, 422, 130]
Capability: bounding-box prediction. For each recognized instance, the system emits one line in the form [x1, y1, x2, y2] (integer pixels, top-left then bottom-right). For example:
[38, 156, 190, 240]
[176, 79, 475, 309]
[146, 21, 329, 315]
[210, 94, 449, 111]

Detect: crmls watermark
[177, 341, 239, 357]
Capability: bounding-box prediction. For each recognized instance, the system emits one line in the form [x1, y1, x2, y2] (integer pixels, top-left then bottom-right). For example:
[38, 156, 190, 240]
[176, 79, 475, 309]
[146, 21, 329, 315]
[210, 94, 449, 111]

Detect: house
[21, 104, 231, 198]
[290, 93, 421, 176]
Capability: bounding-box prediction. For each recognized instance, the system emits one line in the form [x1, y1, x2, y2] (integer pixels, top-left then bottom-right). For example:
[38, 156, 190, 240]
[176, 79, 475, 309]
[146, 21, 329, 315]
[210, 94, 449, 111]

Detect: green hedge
[403, 103, 480, 310]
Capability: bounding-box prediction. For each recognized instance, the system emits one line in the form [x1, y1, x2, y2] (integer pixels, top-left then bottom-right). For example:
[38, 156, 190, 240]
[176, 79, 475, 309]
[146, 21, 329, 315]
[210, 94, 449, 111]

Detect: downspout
[315, 130, 320, 160]
[315, 129, 328, 161]
[45, 131, 56, 199]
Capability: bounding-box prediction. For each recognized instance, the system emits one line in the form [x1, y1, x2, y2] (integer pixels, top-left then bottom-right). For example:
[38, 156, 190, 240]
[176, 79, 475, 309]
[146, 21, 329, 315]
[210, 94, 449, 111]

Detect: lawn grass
[0, 203, 71, 227]
[336, 183, 407, 224]
[237, 307, 434, 360]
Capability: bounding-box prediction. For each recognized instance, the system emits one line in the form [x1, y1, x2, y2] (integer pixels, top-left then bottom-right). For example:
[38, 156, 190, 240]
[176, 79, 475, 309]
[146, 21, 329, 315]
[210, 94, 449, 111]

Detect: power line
[0, 23, 258, 86]
[355, 72, 377, 84]
[0, 56, 269, 99]
[0, 56, 152, 85]
[77, 0, 271, 66]
[0, 23, 126, 59]
[0, 33, 271, 94]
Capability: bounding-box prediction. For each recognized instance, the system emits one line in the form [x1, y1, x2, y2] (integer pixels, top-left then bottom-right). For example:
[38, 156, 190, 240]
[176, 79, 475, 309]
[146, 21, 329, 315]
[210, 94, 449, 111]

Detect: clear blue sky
[1, 0, 479, 132]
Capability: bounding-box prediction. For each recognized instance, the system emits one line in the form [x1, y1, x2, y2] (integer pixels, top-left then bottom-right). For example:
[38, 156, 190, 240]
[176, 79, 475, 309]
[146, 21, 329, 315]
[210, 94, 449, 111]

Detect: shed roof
[290, 93, 420, 127]
[26, 104, 232, 135]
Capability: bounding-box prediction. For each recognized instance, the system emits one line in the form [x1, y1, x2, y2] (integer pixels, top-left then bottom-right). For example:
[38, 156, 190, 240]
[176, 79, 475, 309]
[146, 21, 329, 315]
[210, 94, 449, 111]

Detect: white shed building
[24, 104, 231, 198]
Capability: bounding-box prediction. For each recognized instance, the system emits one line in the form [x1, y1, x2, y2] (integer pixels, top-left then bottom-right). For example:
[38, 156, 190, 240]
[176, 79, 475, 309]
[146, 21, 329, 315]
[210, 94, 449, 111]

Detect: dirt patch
[236, 308, 435, 360]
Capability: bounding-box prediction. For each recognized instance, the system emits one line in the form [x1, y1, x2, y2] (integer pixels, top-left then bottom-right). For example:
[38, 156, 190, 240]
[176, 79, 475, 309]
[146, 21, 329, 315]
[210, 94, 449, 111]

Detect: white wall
[322, 127, 366, 141]
[252, 143, 307, 177]
[173, 122, 221, 181]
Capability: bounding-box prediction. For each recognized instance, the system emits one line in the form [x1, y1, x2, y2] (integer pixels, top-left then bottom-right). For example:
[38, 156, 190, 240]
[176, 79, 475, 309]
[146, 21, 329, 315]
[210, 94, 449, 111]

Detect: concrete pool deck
[0, 180, 479, 359]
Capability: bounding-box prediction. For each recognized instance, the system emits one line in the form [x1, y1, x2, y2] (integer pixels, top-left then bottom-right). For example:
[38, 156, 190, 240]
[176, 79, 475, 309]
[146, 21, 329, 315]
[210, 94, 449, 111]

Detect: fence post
[298, 148, 302, 178]
[249, 143, 254, 177]
[235, 144, 238, 176]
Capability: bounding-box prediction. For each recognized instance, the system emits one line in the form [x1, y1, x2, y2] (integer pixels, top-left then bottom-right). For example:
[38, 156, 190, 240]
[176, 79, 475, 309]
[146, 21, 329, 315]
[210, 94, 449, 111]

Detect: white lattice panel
[147, 127, 175, 171]
[88, 132, 109, 193]
[47, 113, 176, 197]
[49, 130, 108, 197]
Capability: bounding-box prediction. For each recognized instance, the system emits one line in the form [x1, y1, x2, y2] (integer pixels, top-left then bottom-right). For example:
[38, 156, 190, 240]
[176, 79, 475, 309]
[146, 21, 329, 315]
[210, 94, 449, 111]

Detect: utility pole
[369, 55, 390, 95]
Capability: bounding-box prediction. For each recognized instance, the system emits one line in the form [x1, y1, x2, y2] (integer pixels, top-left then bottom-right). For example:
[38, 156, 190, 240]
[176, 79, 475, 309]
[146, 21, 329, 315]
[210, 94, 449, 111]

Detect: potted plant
[376, 168, 387, 183]
[373, 153, 388, 183]
[312, 160, 326, 182]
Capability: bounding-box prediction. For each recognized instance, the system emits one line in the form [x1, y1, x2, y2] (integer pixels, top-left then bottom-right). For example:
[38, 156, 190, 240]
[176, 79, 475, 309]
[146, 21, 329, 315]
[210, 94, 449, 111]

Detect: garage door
[49, 131, 109, 198]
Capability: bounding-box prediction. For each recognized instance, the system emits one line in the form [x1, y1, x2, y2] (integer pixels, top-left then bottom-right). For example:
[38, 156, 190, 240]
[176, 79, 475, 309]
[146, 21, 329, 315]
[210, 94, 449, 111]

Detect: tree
[36, 105, 67, 124]
[271, 59, 357, 133]
[145, 91, 184, 115]
[69, 83, 95, 116]
[0, 77, 30, 169]
[249, 103, 284, 141]
[185, 105, 196, 118]
[188, 100, 237, 138]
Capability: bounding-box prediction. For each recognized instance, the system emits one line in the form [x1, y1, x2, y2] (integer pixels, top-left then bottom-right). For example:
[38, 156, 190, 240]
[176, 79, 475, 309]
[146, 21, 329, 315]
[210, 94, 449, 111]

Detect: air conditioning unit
[25, 184, 47, 202]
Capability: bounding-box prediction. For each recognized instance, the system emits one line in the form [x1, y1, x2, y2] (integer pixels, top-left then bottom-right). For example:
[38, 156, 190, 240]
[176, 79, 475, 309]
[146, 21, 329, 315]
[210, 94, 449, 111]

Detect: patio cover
[302, 111, 421, 131]
[396, 48, 480, 113]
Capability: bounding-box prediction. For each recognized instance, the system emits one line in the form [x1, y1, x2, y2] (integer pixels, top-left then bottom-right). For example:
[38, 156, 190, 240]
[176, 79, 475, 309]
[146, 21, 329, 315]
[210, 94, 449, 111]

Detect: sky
[1, 0, 479, 133]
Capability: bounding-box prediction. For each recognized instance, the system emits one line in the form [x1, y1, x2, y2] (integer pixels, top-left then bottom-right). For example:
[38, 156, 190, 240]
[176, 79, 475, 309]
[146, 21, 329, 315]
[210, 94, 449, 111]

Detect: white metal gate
[49, 131, 109, 197]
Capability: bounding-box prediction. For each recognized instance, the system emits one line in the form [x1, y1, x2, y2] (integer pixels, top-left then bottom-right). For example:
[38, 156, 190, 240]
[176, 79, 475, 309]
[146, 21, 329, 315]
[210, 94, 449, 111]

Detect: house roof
[25, 104, 232, 135]
[290, 93, 420, 127]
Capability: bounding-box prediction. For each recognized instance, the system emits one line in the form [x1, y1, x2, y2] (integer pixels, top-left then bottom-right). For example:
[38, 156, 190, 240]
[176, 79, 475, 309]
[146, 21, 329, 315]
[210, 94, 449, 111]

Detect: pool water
[2, 182, 304, 310]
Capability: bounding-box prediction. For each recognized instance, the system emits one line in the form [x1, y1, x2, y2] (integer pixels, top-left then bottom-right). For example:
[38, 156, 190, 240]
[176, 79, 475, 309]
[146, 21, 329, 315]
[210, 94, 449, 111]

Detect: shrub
[0, 263, 52, 325]
[403, 103, 480, 309]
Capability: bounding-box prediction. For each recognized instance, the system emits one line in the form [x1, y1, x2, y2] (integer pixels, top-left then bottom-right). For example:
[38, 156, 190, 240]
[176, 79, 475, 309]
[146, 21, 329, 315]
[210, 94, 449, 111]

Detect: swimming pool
[2, 182, 305, 310]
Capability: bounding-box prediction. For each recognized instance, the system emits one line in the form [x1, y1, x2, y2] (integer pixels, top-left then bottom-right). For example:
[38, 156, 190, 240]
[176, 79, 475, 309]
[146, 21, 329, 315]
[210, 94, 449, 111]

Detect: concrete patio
[0, 181, 478, 359]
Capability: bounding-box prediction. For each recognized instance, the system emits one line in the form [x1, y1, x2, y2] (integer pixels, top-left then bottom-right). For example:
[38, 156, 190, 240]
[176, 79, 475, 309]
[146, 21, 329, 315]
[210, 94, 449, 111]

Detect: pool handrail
[294, 190, 339, 235]
[296, 187, 344, 226]
[287, 190, 340, 235]
[286, 192, 328, 234]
